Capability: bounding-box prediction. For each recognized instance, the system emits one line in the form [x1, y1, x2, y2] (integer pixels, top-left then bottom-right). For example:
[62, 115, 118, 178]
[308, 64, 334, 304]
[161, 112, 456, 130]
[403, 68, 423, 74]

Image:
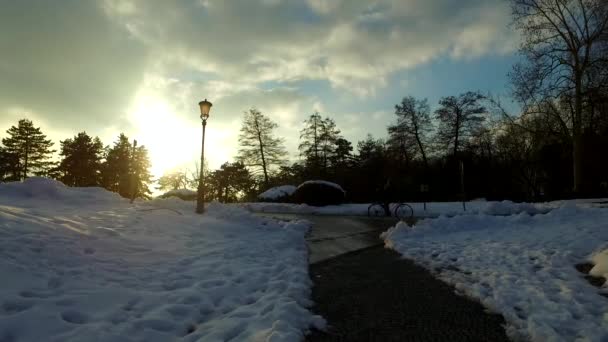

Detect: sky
[0, 0, 520, 179]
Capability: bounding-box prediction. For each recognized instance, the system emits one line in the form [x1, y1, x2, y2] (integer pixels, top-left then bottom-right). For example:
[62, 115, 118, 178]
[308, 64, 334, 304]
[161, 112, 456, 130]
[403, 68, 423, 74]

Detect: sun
[128, 96, 200, 180]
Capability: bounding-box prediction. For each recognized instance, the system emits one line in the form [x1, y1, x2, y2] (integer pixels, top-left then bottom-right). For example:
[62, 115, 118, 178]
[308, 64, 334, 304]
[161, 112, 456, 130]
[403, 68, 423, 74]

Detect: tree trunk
[23, 139, 29, 180]
[573, 68, 584, 194]
[257, 131, 269, 187]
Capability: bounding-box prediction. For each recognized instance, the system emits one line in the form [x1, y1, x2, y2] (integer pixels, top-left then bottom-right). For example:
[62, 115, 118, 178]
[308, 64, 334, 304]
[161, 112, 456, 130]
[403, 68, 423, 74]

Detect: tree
[299, 112, 324, 171]
[390, 96, 433, 169]
[0, 147, 20, 182]
[509, 0, 608, 193]
[132, 145, 153, 199]
[237, 108, 287, 187]
[1, 119, 55, 180]
[299, 113, 342, 176]
[207, 161, 255, 203]
[318, 117, 341, 171]
[435, 92, 486, 156]
[157, 169, 189, 191]
[331, 137, 354, 167]
[56, 132, 104, 186]
[101, 134, 152, 199]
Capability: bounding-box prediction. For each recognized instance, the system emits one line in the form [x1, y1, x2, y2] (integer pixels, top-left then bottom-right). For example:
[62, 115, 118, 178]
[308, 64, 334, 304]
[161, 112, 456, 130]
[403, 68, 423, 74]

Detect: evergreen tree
[101, 134, 153, 199]
[132, 145, 153, 199]
[435, 92, 486, 156]
[237, 108, 287, 187]
[56, 132, 104, 186]
[319, 117, 341, 171]
[331, 137, 354, 167]
[208, 161, 255, 203]
[299, 113, 342, 176]
[0, 147, 20, 182]
[299, 112, 324, 171]
[1, 119, 55, 180]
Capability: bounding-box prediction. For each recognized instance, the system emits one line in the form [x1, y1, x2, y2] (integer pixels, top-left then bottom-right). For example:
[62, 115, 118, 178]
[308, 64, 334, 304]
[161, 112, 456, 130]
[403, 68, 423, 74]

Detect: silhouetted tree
[208, 161, 255, 203]
[1, 119, 55, 180]
[509, 0, 608, 193]
[101, 134, 152, 199]
[299, 112, 324, 173]
[56, 132, 103, 186]
[390, 96, 433, 169]
[0, 147, 20, 182]
[237, 108, 287, 187]
[299, 113, 343, 177]
[435, 92, 487, 156]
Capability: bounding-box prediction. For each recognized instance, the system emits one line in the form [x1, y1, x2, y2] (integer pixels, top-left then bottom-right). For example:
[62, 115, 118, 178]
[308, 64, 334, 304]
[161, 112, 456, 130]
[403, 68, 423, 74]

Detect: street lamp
[196, 98, 212, 214]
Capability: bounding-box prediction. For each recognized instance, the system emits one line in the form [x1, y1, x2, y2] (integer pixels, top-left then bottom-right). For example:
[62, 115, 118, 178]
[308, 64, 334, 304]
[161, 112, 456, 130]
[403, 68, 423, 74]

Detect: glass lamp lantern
[198, 99, 212, 120]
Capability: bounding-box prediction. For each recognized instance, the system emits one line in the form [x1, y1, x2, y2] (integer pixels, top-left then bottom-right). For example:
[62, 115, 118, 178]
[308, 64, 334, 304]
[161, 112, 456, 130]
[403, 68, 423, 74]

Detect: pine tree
[56, 132, 104, 186]
[132, 145, 153, 199]
[299, 112, 324, 171]
[101, 134, 153, 199]
[237, 108, 287, 187]
[435, 92, 486, 156]
[0, 147, 20, 182]
[2, 119, 55, 180]
[208, 161, 255, 203]
[319, 117, 341, 171]
[299, 113, 342, 176]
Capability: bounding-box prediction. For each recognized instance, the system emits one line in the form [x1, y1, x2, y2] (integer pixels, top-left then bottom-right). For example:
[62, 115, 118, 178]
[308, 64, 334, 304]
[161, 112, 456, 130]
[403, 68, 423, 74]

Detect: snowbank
[590, 249, 608, 284]
[297, 180, 345, 193]
[0, 178, 323, 341]
[160, 188, 197, 197]
[258, 185, 297, 201]
[382, 205, 608, 341]
[242, 200, 553, 217]
[0, 177, 123, 205]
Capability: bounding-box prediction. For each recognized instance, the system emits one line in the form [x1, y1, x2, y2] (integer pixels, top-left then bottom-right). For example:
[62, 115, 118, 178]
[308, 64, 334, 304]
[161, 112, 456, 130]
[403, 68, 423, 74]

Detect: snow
[242, 199, 607, 218]
[590, 249, 608, 282]
[0, 178, 324, 341]
[258, 185, 297, 201]
[297, 180, 345, 193]
[159, 188, 197, 199]
[382, 204, 608, 341]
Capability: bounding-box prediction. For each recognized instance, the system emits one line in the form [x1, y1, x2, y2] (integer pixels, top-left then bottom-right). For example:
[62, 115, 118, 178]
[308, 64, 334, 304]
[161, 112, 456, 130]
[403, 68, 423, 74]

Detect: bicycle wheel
[368, 203, 386, 217]
[394, 203, 414, 220]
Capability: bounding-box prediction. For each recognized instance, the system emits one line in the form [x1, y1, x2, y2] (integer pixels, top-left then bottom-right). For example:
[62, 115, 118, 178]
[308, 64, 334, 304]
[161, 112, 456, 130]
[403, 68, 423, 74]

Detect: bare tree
[237, 108, 287, 187]
[509, 0, 608, 193]
[389, 96, 433, 170]
[435, 92, 487, 156]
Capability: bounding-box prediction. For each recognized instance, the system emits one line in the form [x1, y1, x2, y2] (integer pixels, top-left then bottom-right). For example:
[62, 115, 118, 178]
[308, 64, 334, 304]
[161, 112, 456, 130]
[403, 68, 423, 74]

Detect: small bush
[293, 180, 345, 206]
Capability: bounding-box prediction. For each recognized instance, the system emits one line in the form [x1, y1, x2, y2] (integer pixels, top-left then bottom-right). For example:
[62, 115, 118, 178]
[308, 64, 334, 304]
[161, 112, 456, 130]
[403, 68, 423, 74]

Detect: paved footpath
[257, 213, 510, 341]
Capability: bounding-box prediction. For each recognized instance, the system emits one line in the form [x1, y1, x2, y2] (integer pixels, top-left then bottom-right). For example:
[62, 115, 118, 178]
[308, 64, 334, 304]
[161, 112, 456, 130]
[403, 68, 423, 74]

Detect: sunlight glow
[127, 92, 237, 186]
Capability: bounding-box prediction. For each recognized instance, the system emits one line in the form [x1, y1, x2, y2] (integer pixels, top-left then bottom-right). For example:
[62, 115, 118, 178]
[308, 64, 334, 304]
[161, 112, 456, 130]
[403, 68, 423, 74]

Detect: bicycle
[367, 202, 414, 220]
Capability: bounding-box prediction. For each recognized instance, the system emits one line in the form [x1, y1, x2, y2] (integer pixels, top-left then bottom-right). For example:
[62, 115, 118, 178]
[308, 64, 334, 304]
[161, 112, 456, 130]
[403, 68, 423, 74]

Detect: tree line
[0, 119, 153, 199]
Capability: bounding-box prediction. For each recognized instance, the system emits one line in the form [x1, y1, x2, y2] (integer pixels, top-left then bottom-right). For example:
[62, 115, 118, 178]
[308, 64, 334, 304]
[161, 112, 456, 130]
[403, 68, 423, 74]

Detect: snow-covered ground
[382, 203, 608, 341]
[242, 199, 606, 217]
[0, 178, 323, 341]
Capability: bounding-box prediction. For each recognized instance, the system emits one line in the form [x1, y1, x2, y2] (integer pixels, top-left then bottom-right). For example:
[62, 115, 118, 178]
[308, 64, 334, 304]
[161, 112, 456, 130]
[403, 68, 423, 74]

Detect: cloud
[101, 0, 516, 95]
[0, 0, 148, 134]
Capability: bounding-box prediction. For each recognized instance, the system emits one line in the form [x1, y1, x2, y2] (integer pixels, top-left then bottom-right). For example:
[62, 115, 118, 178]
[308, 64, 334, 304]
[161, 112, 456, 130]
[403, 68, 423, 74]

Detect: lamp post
[196, 99, 212, 214]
